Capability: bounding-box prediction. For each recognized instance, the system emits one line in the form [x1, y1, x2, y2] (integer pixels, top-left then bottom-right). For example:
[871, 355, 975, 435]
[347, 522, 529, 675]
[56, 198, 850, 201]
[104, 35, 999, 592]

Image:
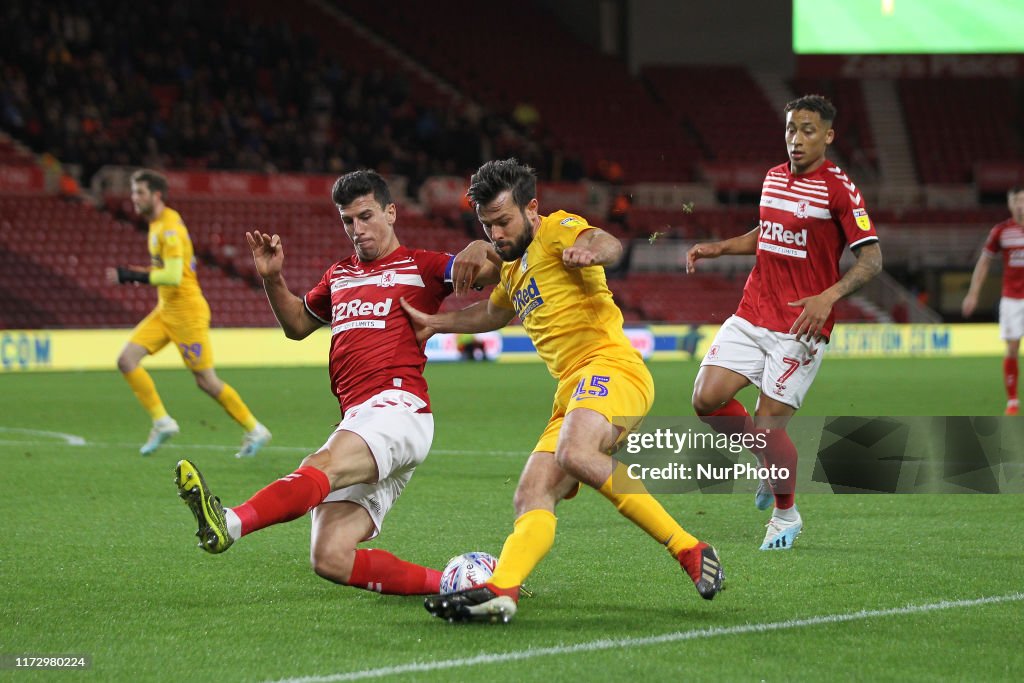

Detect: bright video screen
[794, 0, 1024, 54]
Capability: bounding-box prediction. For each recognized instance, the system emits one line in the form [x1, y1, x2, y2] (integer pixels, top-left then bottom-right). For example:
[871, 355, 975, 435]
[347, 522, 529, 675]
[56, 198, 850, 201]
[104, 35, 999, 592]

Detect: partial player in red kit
[962, 186, 1024, 415]
[686, 95, 883, 550]
[173, 170, 498, 595]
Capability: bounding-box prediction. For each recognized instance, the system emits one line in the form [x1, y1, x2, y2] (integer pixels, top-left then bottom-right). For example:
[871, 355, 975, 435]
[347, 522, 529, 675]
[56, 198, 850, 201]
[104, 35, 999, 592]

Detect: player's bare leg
[116, 341, 150, 375]
[425, 452, 575, 622]
[303, 429, 381, 489]
[310, 501, 376, 584]
[312, 501, 442, 595]
[552, 408, 619, 486]
[692, 364, 751, 417]
[753, 394, 802, 550]
[692, 365, 770, 507]
[193, 367, 224, 398]
[556, 408, 723, 600]
[308, 500, 440, 595]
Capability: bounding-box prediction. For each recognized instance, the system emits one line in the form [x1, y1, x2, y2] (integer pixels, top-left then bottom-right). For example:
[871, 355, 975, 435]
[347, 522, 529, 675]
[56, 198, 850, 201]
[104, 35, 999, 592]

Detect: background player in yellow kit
[106, 169, 271, 457]
[403, 159, 722, 623]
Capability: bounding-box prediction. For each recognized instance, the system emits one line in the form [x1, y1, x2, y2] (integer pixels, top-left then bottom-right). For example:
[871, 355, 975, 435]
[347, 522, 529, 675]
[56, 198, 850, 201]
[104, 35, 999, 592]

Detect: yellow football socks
[216, 384, 258, 431]
[488, 509, 557, 589]
[123, 367, 168, 420]
[598, 462, 698, 557]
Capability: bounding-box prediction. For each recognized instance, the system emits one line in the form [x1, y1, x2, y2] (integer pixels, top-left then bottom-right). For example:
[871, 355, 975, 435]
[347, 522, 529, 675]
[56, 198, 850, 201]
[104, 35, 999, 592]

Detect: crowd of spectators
[0, 0, 555, 191]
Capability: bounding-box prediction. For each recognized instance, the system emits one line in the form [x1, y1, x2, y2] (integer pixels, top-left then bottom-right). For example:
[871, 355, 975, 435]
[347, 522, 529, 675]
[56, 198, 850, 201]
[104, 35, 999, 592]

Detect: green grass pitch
[1, 357, 1021, 681]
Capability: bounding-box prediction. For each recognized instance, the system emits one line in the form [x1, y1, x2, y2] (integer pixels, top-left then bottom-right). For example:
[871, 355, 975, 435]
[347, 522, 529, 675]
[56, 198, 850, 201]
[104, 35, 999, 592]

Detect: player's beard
[493, 214, 533, 262]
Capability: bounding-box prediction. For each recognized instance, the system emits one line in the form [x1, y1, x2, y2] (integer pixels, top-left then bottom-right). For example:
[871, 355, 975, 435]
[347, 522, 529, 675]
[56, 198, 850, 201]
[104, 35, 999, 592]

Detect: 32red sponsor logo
[332, 298, 393, 322]
[760, 220, 807, 246]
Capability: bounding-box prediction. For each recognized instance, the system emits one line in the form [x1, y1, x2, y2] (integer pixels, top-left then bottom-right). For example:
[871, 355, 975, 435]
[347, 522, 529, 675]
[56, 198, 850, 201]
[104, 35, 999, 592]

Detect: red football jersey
[983, 219, 1024, 299]
[735, 159, 879, 339]
[304, 246, 454, 413]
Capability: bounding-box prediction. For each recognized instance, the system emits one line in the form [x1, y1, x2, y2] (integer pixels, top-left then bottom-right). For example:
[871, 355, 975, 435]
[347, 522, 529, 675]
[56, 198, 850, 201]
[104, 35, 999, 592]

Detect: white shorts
[313, 389, 434, 539]
[999, 297, 1024, 341]
[700, 315, 825, 410]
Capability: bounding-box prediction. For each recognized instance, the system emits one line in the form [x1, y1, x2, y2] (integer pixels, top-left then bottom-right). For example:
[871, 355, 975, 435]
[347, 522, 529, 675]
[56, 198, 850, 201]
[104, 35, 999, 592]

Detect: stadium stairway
[898, 78, 1020, 185]
[863, 79, 918, 188]
[642, 65, 781, 164]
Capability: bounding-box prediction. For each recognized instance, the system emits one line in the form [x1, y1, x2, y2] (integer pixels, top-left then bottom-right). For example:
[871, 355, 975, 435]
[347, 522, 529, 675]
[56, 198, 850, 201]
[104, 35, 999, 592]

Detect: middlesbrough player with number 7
[687, 95, 883, 551]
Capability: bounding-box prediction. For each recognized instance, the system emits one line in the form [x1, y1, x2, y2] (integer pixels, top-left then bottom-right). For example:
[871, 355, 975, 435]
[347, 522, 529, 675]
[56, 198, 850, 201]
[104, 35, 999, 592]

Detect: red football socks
[484, 583, 521, 600]
[698, 398, 754, 437]
[232, 466, 331, 536]
[698, 399, 799, 508]
[348, 548, 442, 595]
[1004, 357, 1018, 401]
[753, 428, 798, 509]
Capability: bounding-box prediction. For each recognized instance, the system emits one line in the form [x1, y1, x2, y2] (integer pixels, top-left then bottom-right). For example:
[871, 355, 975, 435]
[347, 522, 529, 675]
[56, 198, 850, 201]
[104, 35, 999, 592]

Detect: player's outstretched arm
[789, 241, 883, 340]
[148, 257, 183, 286]
[452, 240, 501, 296]
[563, 228, 623, 269]
[246, 231, 320, 340]
[961, 251, 992, 318]
[401, 297, 514, 340]
[686, 227, 758, 273]
[106, 263, 156, 285]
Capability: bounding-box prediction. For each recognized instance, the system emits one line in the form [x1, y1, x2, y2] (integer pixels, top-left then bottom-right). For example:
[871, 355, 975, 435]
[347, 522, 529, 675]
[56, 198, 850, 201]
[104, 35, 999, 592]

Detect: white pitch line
[0, 427, 86, 445]
[265, 592, 1024, 683]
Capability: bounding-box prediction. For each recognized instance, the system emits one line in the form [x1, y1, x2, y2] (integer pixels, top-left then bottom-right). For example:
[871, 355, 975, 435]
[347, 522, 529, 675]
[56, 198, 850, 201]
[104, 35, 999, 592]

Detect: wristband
[116, 267, 149, 284]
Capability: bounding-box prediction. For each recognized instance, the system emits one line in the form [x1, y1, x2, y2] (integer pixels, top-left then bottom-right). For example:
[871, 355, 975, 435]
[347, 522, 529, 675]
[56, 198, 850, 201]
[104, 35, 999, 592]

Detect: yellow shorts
[533, 357, 654, 455]
[129, 304, 214, 371]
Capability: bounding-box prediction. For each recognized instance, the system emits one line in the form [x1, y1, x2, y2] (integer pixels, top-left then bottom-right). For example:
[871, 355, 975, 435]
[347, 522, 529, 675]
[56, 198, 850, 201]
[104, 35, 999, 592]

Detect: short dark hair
[467, 159, 537, 210]
[332, 170, 393, 209]
[131, 169, 169, 197]
[1010, 186, 1023, 195]
[785, 94, 837, 124]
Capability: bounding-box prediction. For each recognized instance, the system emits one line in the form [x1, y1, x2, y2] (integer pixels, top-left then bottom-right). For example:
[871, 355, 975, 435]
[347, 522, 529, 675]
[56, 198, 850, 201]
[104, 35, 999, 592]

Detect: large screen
[794, 0, 1024, 54]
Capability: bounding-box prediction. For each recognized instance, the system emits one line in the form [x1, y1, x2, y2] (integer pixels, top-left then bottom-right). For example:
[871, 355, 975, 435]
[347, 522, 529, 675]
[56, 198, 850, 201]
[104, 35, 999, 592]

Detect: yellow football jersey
[490, 210, 640, 379]
[148, 207, 204, 313]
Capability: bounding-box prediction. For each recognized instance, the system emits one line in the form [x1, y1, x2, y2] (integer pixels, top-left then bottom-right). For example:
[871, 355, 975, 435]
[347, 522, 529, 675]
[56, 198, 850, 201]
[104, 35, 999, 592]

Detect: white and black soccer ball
[439, 551, 497, 594]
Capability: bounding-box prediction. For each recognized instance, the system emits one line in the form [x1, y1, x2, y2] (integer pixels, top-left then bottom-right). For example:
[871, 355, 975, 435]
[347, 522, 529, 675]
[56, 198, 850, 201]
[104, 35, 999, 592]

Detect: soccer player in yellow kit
[403, 159, 723, 623]
[107, 169, 271, 457]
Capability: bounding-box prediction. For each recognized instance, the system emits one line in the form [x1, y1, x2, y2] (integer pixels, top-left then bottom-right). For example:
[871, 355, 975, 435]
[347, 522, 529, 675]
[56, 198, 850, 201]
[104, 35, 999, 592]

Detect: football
[439, 551, 497, 594]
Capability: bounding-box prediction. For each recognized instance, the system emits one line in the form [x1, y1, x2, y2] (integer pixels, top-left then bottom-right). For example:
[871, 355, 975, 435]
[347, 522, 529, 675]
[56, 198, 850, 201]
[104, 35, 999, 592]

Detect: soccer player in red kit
[174, 170, 498, 595]
[687, 95, 883, 550]
[962, 186, 1024, 415]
